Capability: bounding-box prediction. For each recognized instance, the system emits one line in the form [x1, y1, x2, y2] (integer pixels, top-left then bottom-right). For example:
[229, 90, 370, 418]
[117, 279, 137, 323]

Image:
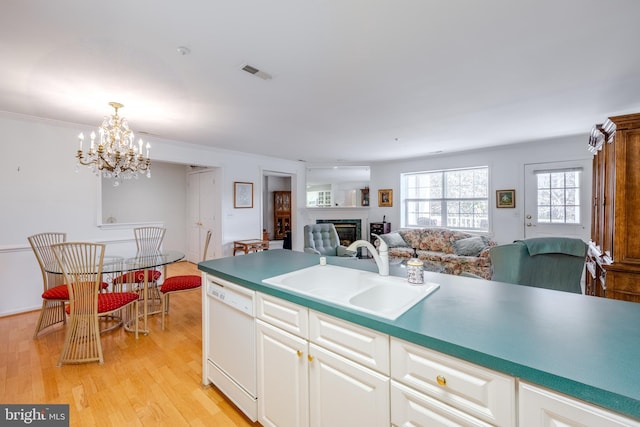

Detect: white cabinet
[390, 338, 516, 426]
[519, 382, 640, 427]
[257, 319, 309, 427]
[256, 293, 390, 427]
[309, 343, 389, 427]
[391, 380, 493, 426]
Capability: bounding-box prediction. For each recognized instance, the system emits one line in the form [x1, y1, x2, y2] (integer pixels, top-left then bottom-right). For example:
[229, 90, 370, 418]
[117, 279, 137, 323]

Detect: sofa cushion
[379, 232, 409, 248]
[453, 236, 487, 257]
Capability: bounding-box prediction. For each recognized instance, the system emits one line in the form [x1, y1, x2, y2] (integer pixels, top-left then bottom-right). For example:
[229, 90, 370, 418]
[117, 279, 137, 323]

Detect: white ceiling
[2, 0, 640, 163]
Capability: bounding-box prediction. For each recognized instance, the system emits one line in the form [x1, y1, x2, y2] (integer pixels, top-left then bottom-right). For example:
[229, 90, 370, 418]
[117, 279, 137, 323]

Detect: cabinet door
[257, 320, 309, 427]
[309, 343, 389, 427]
[519, 382, 640, 427]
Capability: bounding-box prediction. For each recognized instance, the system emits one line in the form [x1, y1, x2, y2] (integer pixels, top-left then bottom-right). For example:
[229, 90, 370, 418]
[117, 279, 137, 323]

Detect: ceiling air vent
[241, 64, 272, 80]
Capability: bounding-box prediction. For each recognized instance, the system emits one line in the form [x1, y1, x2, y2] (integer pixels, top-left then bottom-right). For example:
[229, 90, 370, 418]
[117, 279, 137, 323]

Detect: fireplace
[316, 219, 361, 247]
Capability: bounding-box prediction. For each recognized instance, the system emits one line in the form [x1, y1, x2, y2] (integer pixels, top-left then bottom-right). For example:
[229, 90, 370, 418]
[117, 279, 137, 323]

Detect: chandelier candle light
[76, 102, 151, 186]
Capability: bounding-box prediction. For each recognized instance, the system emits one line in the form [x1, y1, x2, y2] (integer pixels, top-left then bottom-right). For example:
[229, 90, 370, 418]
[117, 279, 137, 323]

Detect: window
[402, 166, 489, 231]
[534, 168, 581, 224]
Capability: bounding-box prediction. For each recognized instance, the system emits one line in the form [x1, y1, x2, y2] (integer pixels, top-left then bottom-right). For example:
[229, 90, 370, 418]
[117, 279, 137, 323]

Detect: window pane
[537, 173, 550, 188]
[538, 206, 550, 222]
[551, 189, 565, 205]
[538, 189, 550, 205]
[551, 206, 565, 223]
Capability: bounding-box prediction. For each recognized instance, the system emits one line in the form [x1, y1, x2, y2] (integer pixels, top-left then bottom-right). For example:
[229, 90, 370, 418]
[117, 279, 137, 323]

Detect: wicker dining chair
[52, 242, 139, 366]
[159, 230, 212, 330]
[113, 226, 166, 299]
[28, 232, 68, 338]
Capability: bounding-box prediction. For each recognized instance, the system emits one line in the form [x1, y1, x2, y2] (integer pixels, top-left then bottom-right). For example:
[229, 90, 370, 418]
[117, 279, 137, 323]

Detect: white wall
[0, 113, 305, 316]
[101, 161, 188, 251]
[367, 134, 593, 245]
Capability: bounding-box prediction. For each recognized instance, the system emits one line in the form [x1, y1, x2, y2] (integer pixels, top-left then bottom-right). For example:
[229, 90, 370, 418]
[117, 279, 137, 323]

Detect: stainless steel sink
[262, 264, 439, 320]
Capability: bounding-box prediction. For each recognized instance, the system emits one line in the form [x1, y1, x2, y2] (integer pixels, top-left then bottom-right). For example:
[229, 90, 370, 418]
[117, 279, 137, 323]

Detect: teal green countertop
[199, 249, 640, 420]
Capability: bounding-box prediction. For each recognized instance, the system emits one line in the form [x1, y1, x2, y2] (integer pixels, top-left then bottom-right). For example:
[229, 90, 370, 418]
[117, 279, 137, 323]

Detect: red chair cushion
[113, 269, 162, 284]
[64, 292, 139, 314]
[42, 282, 109, 300]
[160, 275, 202, 293]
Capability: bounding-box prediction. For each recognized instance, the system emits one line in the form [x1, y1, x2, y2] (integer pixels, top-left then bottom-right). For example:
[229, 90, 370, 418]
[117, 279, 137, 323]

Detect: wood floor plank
[0, 261, 259, 427]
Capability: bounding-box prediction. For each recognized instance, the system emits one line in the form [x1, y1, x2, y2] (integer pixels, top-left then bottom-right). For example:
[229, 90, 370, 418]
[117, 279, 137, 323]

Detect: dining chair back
[135, 226, 166, 252]
[53, 242, 139, 366]
[28, 232, 68, 338]
[159, 230, 212, 330]
[113, 226, 166, 295]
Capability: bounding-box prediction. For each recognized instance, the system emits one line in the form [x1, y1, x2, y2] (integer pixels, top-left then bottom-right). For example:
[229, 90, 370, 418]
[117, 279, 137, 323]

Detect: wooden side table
[233, 239, 269, 256]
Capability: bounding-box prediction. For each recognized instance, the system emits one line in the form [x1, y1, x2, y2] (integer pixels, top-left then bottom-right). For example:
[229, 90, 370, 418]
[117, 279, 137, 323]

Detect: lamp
[76, 102, 151, 186]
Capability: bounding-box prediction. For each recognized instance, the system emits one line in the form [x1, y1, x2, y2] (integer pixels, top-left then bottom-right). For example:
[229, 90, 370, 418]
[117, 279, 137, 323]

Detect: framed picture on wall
[496, 189, 515, 208]
[234, 182, 254, 208]
[378, 189, 393, 207]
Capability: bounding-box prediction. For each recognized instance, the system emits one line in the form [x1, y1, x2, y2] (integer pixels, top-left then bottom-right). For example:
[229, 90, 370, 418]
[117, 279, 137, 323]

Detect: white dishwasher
[205, 276, 257, 421]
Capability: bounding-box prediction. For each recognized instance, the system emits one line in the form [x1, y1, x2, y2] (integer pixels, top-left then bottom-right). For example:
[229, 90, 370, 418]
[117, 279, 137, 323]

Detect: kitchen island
[199, 249, 640, 424]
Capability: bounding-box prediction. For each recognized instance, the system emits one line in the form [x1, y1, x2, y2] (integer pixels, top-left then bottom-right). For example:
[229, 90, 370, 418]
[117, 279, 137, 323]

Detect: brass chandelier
[76, 102, 151, 186]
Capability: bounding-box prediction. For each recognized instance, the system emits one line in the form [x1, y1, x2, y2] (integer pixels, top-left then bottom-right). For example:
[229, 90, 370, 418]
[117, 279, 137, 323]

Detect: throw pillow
[378, 232, 409, 248]
[453, 236, 487, 257]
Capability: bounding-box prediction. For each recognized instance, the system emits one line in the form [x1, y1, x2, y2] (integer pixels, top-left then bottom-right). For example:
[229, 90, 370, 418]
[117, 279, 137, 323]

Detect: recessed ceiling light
[177, 46, 191, 55]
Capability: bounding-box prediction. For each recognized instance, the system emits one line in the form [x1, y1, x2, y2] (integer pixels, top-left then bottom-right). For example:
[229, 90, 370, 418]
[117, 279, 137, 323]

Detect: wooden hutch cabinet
[273, 191, 291, 240]
[586, 113, 640, 302]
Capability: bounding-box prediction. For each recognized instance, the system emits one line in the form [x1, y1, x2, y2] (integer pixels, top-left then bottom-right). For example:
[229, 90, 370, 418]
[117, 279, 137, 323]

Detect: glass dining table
[47, 250, 185, 334]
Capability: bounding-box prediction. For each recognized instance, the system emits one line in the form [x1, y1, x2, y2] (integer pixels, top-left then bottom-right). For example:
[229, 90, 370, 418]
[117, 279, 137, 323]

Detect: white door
[187, 170, 219, 263]
[523, 160, 591, 240]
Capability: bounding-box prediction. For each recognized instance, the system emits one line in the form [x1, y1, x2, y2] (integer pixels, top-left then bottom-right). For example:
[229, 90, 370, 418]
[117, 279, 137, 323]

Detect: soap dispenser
[407, 248, 424, 285]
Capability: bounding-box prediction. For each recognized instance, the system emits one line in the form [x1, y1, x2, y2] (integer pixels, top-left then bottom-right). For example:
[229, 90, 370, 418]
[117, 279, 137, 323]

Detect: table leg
[143, 268, 148, 333]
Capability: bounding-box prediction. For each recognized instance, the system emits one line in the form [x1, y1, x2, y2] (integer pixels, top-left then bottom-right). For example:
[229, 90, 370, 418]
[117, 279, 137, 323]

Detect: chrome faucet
[346, 234, 389, 276]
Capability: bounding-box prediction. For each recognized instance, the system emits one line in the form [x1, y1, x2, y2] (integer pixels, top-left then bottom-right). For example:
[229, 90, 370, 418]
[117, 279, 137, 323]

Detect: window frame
[401, 166, 490, 232]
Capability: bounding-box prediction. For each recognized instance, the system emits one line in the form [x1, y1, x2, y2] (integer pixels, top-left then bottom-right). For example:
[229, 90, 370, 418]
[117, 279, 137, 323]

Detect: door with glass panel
[523, 160, 591, 240]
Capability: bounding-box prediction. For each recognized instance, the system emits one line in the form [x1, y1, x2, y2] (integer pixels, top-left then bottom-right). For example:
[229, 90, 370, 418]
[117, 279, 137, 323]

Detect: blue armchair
[489, 237, 587, 294]
[303, 224, 355, 257]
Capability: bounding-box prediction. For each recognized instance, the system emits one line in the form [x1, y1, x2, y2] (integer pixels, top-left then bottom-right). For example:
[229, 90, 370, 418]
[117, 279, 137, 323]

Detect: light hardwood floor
[0, 261, 259, 427]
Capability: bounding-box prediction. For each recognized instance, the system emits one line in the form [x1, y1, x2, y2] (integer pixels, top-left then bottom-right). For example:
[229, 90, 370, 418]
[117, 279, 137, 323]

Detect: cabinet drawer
[257, 293, 308, 339]
[519, 382, 640, 427]
[309, 310, 389, 375]
[391, 380, 493, 427]
[391, 338, 515, 426]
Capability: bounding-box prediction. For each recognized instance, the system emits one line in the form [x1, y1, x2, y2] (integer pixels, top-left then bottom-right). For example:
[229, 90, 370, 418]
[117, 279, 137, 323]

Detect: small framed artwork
[378, 189, 393, 207]
[234, 182, 254, 208]
[496, 189, 515, 208]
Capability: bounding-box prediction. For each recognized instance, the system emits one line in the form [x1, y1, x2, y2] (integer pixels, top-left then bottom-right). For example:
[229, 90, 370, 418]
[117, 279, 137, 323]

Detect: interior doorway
[262, 171, 293, 250]
[187, 168, 222, 262]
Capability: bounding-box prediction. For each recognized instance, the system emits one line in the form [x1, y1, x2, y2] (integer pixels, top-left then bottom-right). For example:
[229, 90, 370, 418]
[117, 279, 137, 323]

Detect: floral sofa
[377, 228, 496, 279]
